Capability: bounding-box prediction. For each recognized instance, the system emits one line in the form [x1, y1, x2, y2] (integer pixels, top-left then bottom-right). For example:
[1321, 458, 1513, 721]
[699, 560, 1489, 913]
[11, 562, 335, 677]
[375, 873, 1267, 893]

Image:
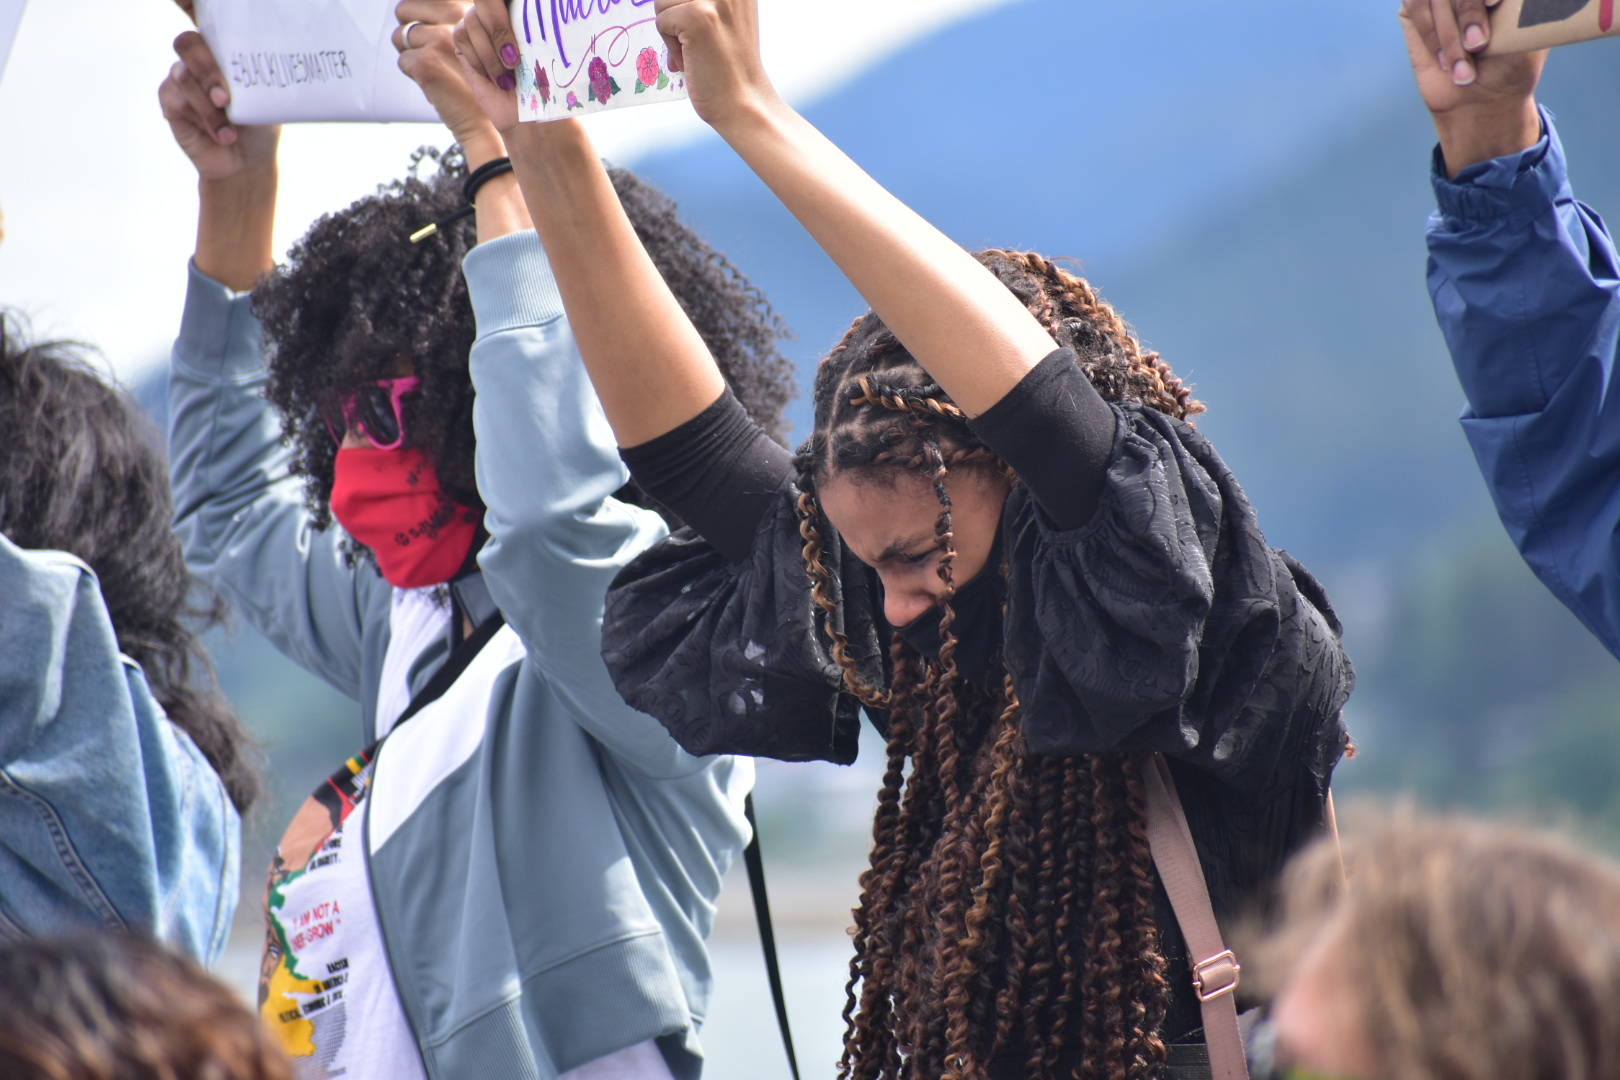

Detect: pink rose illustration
[587, 57, 614, 104]
[636, 47, 660, 88]
[566, 90, 580, 109]
[534, 61, 550, 104]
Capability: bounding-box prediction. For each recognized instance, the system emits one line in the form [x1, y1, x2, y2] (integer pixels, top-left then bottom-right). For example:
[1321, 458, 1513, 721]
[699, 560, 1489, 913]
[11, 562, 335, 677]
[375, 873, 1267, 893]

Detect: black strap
[744, 794, 800, 1080]
[392, 610, 506, 729]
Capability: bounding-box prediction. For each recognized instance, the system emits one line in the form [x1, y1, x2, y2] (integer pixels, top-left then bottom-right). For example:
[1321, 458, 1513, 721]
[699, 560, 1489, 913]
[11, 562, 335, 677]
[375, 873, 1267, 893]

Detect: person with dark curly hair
[0, 932, 293, 1080]
[457, 0, 1354, 1076]
[0, 311, 251, 962]
[159, 2, 793, 1076]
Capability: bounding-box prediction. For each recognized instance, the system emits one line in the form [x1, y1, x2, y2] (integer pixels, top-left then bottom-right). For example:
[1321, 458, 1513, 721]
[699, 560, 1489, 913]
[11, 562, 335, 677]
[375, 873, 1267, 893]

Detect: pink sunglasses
[317, 376, 421, 451]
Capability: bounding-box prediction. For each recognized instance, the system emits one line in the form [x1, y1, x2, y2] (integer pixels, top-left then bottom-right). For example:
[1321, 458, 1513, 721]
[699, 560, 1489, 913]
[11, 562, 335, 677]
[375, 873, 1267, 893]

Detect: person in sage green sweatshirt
[158, 8, 793, 1077]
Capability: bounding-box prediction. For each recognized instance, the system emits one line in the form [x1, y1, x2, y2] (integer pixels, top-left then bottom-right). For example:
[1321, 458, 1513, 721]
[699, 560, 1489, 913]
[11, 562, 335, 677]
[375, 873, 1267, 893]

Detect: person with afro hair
[159, 4, 793, 1077]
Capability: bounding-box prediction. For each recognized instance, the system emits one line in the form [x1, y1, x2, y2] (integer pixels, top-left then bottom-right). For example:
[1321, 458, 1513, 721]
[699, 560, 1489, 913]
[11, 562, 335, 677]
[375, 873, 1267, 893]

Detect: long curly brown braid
[800, 251, 1195, 1079]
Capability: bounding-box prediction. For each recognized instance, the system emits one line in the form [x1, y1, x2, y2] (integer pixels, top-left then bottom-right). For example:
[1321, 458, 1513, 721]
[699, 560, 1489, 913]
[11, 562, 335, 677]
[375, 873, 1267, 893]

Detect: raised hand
[392, 1, 492, 145]
[453, 0, 523, 133]
[157, 31, 279, 183]
[653, 0, 777, 130]
[1400, 0, 1546, 175]
[1401, 0, 1545, 103]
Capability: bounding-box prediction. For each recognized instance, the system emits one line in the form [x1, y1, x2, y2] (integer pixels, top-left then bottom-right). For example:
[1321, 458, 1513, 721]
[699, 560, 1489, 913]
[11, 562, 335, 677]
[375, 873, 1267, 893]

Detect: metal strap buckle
[1192, 949, 1241, 1003]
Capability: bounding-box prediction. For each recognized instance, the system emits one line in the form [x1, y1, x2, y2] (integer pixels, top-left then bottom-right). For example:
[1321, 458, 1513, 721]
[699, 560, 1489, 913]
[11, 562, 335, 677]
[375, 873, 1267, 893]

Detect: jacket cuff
[1430, 105, 1563, 228]
[462, 231, 566, 337]
[175, 260, 266, 380]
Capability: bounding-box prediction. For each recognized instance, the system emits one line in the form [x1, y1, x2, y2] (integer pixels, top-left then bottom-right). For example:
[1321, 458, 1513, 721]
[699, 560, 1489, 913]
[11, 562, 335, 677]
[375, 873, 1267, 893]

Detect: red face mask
[330, 446, 480, 589]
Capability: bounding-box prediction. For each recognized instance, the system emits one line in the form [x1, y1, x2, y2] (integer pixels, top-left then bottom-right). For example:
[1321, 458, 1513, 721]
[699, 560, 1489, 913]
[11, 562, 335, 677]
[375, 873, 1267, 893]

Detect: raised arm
[162, 34, 395, 698]
[1403, 3, 1620, 656]
[653, 0, 1058, 417]
[396, 9, 709, 776]
[1398, 0, 1545, 177]
[456, 3, 724, 447]
[459, 0, 1054, 442]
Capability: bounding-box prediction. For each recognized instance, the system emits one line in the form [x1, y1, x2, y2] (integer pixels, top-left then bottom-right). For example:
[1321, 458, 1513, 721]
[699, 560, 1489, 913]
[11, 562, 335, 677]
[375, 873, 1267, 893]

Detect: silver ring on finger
[399, 20, 426, 51]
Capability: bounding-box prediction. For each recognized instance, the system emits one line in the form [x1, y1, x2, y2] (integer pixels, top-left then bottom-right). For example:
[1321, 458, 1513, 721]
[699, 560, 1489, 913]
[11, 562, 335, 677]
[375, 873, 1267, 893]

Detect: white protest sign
[1489, 0, 1619, 53]
[0, 0, 26, 86]
[511, 0, 688, 123]
[195, 0, 438, 123]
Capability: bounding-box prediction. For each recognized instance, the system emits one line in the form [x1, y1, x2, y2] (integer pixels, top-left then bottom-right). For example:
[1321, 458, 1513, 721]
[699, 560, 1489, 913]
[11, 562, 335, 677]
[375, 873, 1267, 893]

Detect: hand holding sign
[194, 0, 439, 123]
[159, 31, 281, 184]
[653, 0, 775, 131]
[456, 0, 525, 132]
[393, 1, 490, 145]
[1399, 0, 1546, 176]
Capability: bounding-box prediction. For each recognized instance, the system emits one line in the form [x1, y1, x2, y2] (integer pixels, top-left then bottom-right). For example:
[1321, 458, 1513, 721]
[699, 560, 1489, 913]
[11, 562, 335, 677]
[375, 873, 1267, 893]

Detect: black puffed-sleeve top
[603, 348, 1352, 942]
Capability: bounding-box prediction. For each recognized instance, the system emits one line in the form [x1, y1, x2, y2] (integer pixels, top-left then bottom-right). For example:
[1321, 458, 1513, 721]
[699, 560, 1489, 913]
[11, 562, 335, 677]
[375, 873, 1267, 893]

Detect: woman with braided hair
[456, 0, 1353, 1075]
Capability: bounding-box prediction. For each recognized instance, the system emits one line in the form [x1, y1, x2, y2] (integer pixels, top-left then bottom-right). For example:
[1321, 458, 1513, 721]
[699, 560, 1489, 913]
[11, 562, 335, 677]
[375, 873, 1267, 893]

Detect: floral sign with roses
[510, 0, 686, 123]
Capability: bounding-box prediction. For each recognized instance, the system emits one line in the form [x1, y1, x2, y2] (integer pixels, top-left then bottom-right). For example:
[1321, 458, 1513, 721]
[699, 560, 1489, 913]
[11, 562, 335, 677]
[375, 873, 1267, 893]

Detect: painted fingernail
[500, 43, 518, 67]
[497, 73, 516, 92]
[1452, 58, 1476, 85]
[1464, 23, 1487, 50]
[209, 86, 229, 108]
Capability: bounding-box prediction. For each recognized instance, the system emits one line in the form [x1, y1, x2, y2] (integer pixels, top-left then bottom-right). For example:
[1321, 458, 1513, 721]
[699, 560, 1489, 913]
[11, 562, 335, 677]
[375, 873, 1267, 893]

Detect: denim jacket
[1427, 109, 1620, 658]
[0, 532, 240, 961]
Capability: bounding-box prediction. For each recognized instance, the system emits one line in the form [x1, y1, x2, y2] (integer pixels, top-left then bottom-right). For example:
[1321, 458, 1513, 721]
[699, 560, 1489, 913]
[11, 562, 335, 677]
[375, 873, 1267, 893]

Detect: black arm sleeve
[619, 389, 795, 562]
[968, 348, 1119, 530]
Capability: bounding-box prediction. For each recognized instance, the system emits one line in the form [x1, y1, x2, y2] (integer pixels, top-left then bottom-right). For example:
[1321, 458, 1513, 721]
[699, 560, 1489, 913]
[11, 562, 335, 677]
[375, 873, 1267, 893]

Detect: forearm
[1427, 112, 1617, 417]
[503, 120, 724, 446]
[712, 99, 1055, 417]
[1428, 112, 1620, 654]
[1432, 97, 1542, 178]
[194, 166, 277, 292]
[458, 124, 531, 245]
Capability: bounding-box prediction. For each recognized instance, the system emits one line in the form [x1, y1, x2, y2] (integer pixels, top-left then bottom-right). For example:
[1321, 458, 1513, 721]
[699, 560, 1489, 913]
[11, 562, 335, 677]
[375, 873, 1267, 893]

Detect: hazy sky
[0, 0, 1016, 384]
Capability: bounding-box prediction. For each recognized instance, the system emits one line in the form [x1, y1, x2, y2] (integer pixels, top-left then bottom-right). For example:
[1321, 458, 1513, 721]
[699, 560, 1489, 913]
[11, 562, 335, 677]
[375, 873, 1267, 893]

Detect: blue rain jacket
[1427, 109, 1620, 659]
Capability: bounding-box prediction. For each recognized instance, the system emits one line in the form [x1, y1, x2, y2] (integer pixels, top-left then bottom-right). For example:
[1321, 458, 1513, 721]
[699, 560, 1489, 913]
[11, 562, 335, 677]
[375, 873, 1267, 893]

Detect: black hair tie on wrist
[408, 157, 515, 244]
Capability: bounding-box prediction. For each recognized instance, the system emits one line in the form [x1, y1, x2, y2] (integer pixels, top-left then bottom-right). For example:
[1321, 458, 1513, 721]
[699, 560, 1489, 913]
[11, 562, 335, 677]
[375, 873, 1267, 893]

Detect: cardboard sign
[1488, 0, 1620, 53]
[194, 0, 437, 123]
[510, 0, 688, 123]
[0, 0, 25, 85]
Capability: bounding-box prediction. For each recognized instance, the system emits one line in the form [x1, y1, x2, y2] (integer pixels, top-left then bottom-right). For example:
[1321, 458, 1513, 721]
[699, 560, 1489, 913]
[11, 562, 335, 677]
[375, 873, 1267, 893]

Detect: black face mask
[894, 533, 1006, 687]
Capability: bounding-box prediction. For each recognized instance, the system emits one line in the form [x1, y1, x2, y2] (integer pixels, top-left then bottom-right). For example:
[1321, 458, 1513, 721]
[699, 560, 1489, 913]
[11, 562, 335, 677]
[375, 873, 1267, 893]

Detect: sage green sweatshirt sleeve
[168, 262, 393, 713]
[464, 233, 716, 780]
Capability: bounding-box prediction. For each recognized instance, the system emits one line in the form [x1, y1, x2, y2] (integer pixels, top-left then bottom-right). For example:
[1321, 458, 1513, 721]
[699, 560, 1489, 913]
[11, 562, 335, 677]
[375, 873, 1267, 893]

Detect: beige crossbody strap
[1140, 753, 1249, 1080]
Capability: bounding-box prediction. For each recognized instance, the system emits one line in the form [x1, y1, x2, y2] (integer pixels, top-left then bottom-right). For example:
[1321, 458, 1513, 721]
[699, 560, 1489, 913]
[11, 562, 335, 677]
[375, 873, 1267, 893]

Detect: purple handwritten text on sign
[523, 0, 656, 69]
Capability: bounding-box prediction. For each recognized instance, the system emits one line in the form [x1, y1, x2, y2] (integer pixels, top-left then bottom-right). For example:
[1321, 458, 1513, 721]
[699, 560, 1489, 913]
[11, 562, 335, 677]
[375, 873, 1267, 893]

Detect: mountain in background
[134, 4, 1620, 851]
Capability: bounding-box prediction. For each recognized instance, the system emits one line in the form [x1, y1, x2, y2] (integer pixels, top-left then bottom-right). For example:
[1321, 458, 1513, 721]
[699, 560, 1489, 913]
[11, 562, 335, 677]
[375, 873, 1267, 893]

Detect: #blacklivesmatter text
[230, 49, 353, 90]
